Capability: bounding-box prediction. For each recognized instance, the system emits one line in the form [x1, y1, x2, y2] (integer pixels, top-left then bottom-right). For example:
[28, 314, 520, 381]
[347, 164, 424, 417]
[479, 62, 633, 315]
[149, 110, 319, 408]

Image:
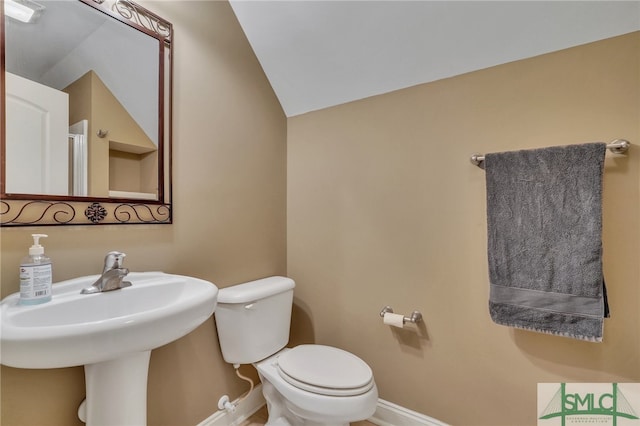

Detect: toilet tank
[214, 276, 295, 364]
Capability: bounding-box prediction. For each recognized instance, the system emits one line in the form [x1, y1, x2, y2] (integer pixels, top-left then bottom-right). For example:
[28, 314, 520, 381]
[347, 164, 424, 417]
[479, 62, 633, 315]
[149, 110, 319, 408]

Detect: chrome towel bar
[470, 139, 630, 167]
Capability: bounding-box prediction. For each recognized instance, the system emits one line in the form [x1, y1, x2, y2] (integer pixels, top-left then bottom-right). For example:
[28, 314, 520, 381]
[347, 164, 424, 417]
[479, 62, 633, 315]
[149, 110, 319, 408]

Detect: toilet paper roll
[383, 312, 405, 328]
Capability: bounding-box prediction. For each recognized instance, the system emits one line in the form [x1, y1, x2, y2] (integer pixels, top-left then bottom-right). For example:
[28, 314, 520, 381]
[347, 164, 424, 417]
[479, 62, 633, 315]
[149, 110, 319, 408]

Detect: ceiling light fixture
[4, 0, 45, 24]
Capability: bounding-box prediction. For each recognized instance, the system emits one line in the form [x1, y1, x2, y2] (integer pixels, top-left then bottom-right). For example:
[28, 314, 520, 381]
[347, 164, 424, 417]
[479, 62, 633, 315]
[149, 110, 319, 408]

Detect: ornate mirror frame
[0, 0, 172, 226]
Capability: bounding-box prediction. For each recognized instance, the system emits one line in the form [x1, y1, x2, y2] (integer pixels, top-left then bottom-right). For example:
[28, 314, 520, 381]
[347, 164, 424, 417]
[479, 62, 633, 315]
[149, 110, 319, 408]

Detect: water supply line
[217, 364, 255, 414]
[234, 363, 255, 402]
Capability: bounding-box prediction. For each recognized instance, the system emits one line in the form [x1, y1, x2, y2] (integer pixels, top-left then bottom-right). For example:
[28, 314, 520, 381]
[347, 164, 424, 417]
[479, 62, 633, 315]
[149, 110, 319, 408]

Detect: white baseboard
[369, 399, 449, 426]
[197, 386, 449, 426]
[198, 384, 266, 426]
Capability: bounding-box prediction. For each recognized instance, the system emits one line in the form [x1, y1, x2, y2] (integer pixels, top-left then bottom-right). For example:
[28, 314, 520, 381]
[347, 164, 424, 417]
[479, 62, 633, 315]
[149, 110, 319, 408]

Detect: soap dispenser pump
[19, 234, 52, 305]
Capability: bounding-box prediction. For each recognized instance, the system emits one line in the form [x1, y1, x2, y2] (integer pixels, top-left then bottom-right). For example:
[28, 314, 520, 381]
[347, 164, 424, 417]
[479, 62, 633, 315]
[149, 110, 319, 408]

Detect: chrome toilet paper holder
[379, 306, 422, 324]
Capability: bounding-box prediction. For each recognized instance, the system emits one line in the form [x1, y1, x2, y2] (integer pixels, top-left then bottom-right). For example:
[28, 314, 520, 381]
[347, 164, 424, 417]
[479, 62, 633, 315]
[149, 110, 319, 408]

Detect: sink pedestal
[83, 351, 151, 426]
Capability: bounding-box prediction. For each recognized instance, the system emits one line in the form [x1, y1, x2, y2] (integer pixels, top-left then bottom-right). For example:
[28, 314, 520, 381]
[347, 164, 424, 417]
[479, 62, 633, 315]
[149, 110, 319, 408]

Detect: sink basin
[1, 271, 218, 426]
[1, 272, 218, 369]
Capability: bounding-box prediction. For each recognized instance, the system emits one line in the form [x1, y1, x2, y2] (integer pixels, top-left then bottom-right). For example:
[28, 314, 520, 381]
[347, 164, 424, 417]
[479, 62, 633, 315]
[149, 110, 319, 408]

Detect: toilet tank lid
[217, 276, 295, 304]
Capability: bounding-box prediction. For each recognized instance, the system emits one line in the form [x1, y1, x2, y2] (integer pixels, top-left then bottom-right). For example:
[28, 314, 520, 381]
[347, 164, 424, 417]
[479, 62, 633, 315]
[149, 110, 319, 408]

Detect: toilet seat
[276, 345, 374, 397]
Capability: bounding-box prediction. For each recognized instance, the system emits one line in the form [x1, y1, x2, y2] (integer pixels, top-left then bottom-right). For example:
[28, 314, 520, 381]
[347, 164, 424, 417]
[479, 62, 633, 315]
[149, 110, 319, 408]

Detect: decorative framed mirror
[1, 0, 172, 226]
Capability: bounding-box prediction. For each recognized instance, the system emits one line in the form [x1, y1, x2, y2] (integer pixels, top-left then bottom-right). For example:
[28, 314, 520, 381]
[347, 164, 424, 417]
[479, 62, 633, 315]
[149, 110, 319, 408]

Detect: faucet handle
[104, 251, 126, 271]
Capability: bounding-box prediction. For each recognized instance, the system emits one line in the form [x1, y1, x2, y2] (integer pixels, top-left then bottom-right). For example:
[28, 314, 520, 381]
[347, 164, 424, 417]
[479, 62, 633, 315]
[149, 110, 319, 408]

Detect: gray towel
[485, 143, 609, 342]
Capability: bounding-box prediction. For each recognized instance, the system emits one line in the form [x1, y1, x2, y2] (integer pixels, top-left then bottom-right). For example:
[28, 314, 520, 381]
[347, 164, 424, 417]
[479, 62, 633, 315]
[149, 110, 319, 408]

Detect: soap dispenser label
[20, 264, 52, 299]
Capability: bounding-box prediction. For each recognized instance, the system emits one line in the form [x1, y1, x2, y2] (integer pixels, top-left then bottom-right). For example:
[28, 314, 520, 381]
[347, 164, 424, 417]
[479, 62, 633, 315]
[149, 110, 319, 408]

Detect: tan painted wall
[287, 32, 640, 426]
[0, 1, 286, 425]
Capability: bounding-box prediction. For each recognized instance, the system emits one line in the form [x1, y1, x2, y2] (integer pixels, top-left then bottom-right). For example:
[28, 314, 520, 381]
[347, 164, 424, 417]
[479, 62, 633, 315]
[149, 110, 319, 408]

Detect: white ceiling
[229, 1, 640, 117]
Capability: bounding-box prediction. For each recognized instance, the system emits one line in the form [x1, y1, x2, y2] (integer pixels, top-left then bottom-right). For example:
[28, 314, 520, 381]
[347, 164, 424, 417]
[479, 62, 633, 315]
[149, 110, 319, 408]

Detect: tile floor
[240, 405, 375, 426]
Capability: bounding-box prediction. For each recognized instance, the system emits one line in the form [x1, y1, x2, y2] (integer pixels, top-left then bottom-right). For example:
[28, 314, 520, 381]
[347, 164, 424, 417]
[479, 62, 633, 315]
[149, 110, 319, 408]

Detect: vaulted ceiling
[229, 1, 640, 117]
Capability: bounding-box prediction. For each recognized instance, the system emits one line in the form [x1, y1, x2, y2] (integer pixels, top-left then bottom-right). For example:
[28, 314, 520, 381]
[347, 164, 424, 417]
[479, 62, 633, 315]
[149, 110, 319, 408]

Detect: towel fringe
[493, 320, 603, 343]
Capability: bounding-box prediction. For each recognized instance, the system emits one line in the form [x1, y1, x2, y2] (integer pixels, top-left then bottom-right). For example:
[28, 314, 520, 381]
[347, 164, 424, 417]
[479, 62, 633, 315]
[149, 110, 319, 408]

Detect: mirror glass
[1, 0, 172, 225]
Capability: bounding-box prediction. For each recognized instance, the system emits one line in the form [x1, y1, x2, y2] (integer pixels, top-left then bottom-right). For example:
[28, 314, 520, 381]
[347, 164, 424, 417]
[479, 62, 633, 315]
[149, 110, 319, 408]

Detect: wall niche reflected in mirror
[1, 0, 172, 225]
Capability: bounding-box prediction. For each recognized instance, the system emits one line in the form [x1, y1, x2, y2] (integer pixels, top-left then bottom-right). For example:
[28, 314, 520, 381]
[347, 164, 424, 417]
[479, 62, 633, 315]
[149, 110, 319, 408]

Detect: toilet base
[262, 379, 348, 426]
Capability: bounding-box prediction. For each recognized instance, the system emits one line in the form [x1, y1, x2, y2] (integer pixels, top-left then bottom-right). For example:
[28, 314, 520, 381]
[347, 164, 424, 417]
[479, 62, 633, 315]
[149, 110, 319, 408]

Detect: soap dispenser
[19, 234, 52, 305]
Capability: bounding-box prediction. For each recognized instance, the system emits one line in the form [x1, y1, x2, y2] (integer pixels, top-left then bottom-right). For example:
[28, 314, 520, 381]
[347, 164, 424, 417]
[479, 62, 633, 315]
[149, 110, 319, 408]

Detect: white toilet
[214, 276, 378, 426]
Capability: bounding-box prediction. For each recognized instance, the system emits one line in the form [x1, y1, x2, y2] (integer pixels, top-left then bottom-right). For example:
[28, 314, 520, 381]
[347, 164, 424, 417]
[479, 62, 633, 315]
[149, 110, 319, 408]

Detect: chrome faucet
[81, 251, 132, 294]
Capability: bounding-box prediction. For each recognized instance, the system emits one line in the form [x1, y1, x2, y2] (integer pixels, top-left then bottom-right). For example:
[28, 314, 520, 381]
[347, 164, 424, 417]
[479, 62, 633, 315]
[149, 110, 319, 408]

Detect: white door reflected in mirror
[6, 72, 69, 196]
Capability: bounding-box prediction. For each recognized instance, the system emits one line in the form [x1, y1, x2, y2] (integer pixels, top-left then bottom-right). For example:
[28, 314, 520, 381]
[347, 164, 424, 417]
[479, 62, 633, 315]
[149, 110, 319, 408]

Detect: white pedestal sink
[0, 272, 218, 426]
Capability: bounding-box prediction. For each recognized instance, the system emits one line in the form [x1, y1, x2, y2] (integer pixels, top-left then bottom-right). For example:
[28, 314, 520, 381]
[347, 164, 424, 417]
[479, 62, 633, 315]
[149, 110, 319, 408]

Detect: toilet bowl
[256, 346, 378, 425]
[214, 276, 378, 426]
